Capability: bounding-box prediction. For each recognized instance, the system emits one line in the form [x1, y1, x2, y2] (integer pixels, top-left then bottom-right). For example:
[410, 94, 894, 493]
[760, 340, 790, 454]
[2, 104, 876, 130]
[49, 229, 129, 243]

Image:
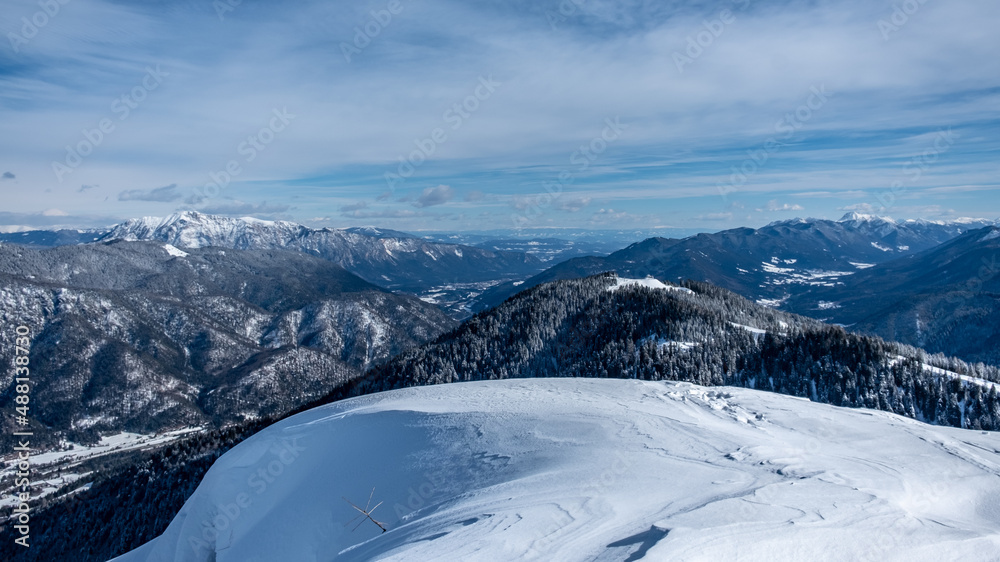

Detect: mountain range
[0, 240, 455, 451]
[786, 225, 1000, 364]
[473, 213, 1000, 312]
[100, 212, 544, 292]
[10, 271, 998, 561]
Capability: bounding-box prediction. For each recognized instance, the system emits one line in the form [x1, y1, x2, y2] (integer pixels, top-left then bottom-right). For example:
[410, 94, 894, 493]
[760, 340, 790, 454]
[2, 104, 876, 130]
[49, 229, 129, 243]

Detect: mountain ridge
[472, 214, 1000, 312]
[0, 241, 456, 451]
[96, 211, 544, 292]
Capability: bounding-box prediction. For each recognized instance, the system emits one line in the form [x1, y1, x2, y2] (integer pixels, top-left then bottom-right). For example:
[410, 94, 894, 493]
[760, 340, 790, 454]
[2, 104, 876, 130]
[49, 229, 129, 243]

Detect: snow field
[115, 379, 1000, 562]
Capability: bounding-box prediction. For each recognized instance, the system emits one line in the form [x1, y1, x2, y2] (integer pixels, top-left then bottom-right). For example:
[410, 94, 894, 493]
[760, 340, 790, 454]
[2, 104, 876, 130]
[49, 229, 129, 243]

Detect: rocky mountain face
[473, 213, 1000, 311]
[786, 225, 1000, 364]
[0, 241, 456, 451]
[99, 212, 544, 291]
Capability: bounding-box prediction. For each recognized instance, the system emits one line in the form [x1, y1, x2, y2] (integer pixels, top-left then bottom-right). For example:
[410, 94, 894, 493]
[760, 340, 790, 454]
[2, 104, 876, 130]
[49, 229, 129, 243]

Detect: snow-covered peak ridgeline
[103, 212, 306, 250]
[114, 378, 1000, 562]
[100, 212, 543, 289]
[805, 212, 998, 232]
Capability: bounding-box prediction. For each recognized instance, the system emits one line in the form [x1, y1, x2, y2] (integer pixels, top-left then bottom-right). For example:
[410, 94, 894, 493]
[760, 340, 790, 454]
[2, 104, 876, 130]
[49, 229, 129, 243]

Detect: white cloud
[757, 200, 804, 212]
[196, 201, 290, 216]
[839, 203, 876, 213]
[413, 185, 454, 208]
[1, 0, 998, 229]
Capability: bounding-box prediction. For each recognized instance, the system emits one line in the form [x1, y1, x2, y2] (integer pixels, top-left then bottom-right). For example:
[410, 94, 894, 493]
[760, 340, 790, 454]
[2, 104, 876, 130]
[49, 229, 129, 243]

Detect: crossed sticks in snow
[344, 487, 388, 533]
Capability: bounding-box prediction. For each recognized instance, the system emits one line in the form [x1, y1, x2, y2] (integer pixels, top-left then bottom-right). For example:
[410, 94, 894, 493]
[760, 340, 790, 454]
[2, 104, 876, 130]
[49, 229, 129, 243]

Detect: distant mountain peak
[764, 217, 810, 227]
[838, 212, 897, 225]
[143, 211, 296, 229]
[99, 212, 543, 291]
[103, 212, 309, 249]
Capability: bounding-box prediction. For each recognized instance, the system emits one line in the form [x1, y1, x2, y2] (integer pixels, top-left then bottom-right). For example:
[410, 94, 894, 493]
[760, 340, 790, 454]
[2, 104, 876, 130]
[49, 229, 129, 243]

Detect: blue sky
[1, 0, 998, 232]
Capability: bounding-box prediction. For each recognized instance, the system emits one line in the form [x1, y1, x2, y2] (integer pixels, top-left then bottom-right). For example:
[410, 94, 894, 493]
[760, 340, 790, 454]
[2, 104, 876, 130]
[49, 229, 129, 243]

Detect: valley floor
[115, 379, 1000, 561]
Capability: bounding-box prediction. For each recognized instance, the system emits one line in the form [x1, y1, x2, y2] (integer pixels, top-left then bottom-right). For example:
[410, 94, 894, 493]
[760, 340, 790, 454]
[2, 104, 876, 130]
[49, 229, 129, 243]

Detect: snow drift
[114, 379, 1000, 561]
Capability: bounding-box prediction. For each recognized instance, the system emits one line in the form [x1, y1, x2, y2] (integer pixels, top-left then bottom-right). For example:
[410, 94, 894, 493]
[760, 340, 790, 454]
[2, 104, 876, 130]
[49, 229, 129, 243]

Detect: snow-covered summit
[103, 211, 307, 249]
[115, 378, 1000, 562]
[837, 211, 898, 225]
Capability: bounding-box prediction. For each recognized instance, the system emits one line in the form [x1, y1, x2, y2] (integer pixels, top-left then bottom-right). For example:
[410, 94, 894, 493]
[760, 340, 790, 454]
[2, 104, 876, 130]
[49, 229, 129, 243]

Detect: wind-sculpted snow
[115, 378, 1000, 561]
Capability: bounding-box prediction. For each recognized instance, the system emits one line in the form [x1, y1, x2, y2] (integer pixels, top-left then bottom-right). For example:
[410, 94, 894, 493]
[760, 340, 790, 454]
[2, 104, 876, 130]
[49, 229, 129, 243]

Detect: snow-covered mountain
[113, 378, 1000, 561]
[786, 225, 1000, 364]
[807, 211, 997, 241]
[99, 212, 543, 292]
[0, 241, 455, 451]
[473, 213, 1000, 312]
[11, 272, 1000, 560]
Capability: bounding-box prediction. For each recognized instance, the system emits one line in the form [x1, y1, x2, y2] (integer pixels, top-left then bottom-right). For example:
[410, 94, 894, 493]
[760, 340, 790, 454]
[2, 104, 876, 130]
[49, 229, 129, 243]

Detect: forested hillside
[7, 273, 999, 562]
[336, 274, 1000, 430]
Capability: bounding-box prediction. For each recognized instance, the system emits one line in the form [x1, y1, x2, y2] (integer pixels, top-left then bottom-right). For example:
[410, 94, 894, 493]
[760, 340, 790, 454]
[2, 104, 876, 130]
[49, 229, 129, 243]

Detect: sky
[1, 0, 998, 233]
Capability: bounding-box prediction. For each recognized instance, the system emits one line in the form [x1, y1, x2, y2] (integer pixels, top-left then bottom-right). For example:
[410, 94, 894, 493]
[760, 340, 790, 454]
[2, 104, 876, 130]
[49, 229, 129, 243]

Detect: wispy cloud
[697, 212, 734, 221]
[340, 201, 369, 213]
[0, 0, 998, 230]
[118, 184, 182, 202]
[342, 208, 427, 219]
[757, 200, 804, 212]
[196, 200, 290, 216]
[555, 196, 592, 212]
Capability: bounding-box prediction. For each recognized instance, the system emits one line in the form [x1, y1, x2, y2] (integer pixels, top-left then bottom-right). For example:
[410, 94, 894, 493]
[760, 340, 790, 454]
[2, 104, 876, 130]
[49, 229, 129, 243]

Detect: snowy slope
[114, 379, 1000, 562]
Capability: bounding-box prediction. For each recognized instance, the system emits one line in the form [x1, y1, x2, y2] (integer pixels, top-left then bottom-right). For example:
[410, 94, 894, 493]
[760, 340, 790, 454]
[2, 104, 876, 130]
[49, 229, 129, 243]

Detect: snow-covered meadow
[115, 379, 1000, 561]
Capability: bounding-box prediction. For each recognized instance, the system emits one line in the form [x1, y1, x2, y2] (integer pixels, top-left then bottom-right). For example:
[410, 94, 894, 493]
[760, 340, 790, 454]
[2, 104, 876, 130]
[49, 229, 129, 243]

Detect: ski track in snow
[114, 379, 1000, 562]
